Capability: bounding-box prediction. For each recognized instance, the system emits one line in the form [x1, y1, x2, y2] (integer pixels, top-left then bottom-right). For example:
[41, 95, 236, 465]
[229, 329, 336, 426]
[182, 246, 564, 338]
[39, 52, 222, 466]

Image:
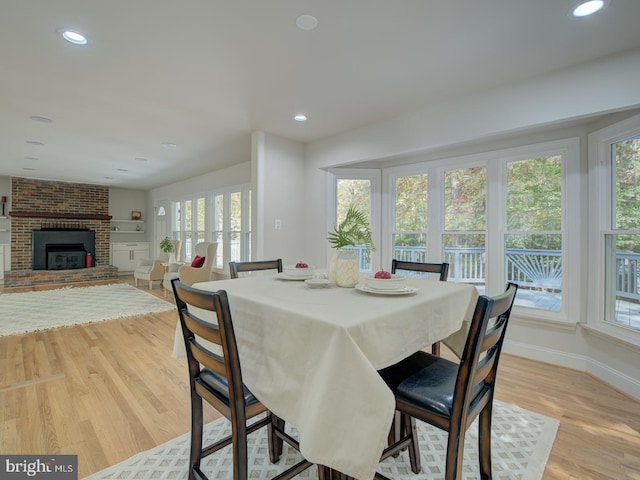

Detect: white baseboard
[503, 339, 640, 401]
[587, 358, 640, 401]
[503, 339, 588, 371]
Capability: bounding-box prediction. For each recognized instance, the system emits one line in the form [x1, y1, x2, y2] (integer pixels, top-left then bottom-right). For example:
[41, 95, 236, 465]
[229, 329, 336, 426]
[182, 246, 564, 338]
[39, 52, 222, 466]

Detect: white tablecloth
[172, 275, 478, 479]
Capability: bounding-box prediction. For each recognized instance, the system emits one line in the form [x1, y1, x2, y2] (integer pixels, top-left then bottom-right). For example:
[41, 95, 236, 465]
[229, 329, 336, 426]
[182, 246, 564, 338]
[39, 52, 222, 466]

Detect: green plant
[327, 207, 375, 250]
[159, 236, 174, 253]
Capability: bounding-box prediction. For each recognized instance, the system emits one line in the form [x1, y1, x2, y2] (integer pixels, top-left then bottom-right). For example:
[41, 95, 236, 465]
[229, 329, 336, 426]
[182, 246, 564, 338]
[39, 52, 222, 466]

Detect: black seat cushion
[198, 369, 259, 407]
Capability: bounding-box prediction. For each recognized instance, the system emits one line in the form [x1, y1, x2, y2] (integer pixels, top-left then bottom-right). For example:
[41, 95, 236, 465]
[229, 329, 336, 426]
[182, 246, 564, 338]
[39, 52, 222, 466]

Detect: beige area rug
[84, 400, 559, 480]
[0, 283, 175, 336]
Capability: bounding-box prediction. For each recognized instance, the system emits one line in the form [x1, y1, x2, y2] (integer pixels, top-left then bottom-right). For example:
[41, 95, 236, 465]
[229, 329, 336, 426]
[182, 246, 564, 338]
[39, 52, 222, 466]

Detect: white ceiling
[2, 0, 640, 190]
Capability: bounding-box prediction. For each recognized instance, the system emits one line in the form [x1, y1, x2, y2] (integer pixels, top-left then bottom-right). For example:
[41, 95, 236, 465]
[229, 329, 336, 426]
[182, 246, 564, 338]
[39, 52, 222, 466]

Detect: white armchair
[164, 242, 218, 296]
[134, 239, 182, 289]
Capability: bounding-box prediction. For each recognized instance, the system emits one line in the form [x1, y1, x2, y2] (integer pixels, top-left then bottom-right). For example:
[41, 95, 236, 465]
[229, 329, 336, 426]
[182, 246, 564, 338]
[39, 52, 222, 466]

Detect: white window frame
[380, 138, 580, 324]
[327, 168, 381, 272]
[588, 113, 640, 346]
[173, 193, 207, 262]
[209, 184, 252, 273]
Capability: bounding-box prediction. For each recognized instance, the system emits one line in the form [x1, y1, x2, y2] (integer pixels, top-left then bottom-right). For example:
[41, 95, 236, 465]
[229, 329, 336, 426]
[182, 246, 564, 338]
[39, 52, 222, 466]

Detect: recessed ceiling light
[104, 176, 114, 180]
[117, 168, 129, 172]
[26, 140, 44, 146]
[23, 167, 36, 171]
[161, 142, 177, 148]
[134, 157, 148, 162]
[60, 29, 88, 45]
[296, 14, 318, 31]
[24, 156, 39, 161]
[571, 0, 608, 17]
[29, 115, 53, 123]
[294, 114, 307, 122]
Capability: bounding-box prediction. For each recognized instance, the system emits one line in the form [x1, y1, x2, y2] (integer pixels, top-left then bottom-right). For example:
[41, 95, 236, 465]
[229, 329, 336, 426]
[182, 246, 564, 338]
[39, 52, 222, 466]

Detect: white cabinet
[111, 242, 150, 273]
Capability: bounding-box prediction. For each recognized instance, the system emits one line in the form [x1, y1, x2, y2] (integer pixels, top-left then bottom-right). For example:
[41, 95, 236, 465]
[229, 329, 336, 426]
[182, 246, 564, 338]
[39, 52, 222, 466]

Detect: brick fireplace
[5, 177, 118, 287]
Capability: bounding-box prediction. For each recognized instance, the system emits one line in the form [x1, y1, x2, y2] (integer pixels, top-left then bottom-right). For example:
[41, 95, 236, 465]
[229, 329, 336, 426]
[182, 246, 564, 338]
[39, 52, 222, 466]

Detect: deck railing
[347, 245, 640, 301]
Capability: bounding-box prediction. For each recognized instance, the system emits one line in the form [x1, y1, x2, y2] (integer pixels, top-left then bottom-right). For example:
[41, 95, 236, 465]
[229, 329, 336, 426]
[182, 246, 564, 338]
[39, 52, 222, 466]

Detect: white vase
[168, 252, 176, 264]
[335, 249, 359, 288]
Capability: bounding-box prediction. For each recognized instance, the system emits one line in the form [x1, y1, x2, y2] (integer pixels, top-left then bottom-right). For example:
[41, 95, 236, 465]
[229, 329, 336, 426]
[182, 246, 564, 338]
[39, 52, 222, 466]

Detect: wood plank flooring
[1, 276, 639, 479]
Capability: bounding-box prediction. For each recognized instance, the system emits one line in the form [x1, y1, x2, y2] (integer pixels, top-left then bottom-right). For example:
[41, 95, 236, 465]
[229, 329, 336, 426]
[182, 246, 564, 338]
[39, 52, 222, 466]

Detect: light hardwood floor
[1, 276, 639, 479]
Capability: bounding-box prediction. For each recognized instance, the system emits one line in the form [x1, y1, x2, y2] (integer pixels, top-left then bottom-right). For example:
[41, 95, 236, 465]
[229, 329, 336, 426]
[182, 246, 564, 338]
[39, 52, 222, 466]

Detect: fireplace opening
[47, 244, 87, 270]
[32, 229, 95, 270]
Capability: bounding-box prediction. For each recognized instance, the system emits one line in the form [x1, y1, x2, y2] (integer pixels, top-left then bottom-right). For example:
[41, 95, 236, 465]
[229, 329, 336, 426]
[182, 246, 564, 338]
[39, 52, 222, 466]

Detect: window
[590, 114, 640, 337]
[174, 196, 206, 262]
[377, 138, 579, 322]
[210, 186, 251, 270]
[393, 174, 428, 264]
[505, 156, 562, 311]
[443, 166, 486, 291]
[329, 169, 380, 273]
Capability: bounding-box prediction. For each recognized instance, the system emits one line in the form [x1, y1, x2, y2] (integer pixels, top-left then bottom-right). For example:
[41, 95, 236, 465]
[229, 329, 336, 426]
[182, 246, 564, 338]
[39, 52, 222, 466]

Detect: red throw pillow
[191, 256, 205, 268]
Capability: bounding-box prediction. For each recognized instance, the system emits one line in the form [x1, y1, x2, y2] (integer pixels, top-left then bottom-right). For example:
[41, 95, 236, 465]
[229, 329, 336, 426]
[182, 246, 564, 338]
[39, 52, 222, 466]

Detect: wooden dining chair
[229, 259, 283, 279]
[171, 279, 312, 480]
[391, 260, 450, 355]
[377, 283, 518, 480]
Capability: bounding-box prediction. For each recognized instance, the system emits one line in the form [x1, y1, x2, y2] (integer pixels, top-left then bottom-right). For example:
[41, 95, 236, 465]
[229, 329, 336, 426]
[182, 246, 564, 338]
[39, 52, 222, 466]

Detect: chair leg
[148, 279, 153, 289]
[403, 413, 421, 474]
[189, 394, 204, 480]
[134, 277, 139, 287]
[268, 413, 285, 463]
[431, 341, 441, 356]
[230, 413, 249, 480]
[478, 402, 493, 480]
[444, 424, 466, 480]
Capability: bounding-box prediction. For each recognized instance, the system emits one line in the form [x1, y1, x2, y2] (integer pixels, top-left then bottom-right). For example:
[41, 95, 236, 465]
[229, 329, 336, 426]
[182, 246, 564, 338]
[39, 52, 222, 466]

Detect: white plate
[355, 283, 418, 296]
[305, 278, 332, 288]
[276, 272, 313, 281]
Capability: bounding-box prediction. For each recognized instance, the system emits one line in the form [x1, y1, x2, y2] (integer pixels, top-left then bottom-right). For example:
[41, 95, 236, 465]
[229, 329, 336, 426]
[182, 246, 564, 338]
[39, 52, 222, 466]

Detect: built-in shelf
[110, 219, 146, 234]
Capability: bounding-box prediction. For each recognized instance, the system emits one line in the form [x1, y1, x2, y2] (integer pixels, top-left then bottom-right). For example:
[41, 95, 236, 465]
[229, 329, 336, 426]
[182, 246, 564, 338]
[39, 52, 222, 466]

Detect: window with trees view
[444, 166, 486, 290]
[393, 174, 428, 264]
[604, 135, 640, 332]
[331, 171, 380, 273]
[506, 156, 562, 310]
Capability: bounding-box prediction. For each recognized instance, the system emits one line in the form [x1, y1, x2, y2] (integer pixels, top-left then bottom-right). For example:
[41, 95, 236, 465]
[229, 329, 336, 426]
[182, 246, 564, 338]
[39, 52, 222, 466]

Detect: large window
[376, 138, 579, 322]
[393, 174, 428, 263]
[173, 196, 206, 262]
[590, 115, 640, 336]
[505, 156, 563, 310]
[330, 170, 380, 273]
[210, 186, 251, 270]
[443, 166, 486, 290]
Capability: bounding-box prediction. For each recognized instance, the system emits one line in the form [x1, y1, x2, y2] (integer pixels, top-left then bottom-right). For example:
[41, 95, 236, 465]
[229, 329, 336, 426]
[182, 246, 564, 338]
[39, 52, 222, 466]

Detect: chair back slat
[391, 260, 449, 281]
[181, 311, 223, 346]
[189, 340, 227, 377]
[229, 259, 283, 279]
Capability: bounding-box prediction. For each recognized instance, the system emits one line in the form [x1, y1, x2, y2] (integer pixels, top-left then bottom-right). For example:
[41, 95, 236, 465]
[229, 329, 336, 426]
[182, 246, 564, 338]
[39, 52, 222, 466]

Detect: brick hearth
[4, 266, 118, 288]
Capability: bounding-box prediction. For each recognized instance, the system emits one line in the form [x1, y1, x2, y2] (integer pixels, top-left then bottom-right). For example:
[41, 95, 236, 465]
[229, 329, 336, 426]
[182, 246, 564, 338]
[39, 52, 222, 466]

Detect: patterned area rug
[0, 283, 175, 336]
[84, 400, 559, 480]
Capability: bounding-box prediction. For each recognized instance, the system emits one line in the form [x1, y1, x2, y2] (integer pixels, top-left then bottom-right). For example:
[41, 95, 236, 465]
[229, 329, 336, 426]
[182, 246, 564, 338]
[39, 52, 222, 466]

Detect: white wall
[298, 48, 640, 399]
[253, 132, 307, 265]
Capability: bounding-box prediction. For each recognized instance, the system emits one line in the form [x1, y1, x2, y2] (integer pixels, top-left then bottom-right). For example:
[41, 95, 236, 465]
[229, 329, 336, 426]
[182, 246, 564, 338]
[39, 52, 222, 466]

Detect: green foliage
[159, 236, 174, 253]
[328, 207, 375, 250]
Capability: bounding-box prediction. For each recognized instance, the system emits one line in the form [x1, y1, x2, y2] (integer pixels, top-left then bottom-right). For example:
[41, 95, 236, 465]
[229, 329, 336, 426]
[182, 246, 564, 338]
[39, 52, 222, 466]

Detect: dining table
[171, 273, 479, 480]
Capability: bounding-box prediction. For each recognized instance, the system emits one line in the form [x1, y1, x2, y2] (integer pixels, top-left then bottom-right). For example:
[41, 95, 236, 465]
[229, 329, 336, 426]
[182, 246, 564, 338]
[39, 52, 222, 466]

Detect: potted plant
[160, 236, 176, 263]
[327, 207, 375, 287]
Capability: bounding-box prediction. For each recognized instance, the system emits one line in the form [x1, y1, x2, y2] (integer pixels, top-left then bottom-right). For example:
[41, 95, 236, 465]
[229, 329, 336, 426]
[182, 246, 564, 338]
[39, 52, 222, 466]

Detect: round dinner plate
[276, 272, 313, 281]
[355, 283, 418, 296]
